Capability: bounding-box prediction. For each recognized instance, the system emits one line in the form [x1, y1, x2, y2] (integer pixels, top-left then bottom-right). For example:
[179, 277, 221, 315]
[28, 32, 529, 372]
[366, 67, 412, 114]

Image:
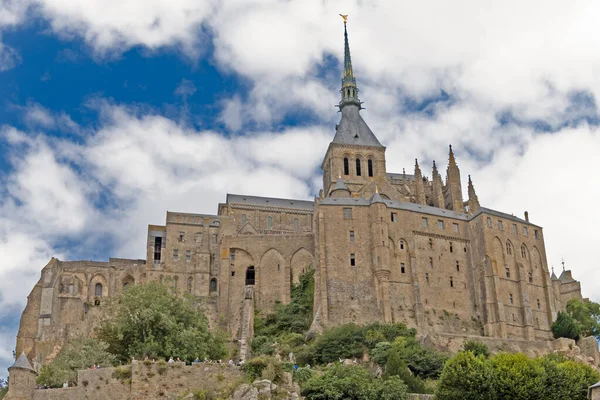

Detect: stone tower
[5, 352, 37, 400]
[321, 19, 386, 195]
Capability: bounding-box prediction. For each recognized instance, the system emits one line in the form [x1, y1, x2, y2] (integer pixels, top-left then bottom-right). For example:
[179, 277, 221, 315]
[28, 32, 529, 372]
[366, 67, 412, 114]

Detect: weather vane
[339, 14, 348, 24]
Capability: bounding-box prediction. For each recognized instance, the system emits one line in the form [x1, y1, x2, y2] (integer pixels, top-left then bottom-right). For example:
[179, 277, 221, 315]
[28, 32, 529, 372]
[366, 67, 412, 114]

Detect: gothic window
[245, 267, 255, 285]
[267, 216, 273, 230]
[185, 250, 191, 262]
[355, 159, 362, 176]
[401, 263, 405, 274]
[399, 241, 404, 250]
[509, 293, 514, 304]
[521, 245, 527, 258]
[210, 278, 217, 293]
[422, 217, 428, 228]
[173, 249, 179, 260]
[343, 158, 349, 175]
[294, 218, 299, 232]
[95, 283, 103, 297]
[368, 159, 374, 177]
[450, 242, 453, 253]
[450, 277, 454, 288]
[241, 214, 247, 225]
[350, 254, 356, 267]
[343, 208, 353, 219]
[505, 267, 511, 278]
[506, 242, 512, 255]
[349, 231, 355, 243]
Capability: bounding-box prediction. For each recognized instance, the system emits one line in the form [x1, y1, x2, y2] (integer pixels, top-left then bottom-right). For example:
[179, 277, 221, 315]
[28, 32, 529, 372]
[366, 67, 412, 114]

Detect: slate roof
[332, 177, 350, 192]
[9, 352, 35, 372]
[475, 207, 542, 228]
[332, 105, 384, 148]
[227, 194, 314, 210]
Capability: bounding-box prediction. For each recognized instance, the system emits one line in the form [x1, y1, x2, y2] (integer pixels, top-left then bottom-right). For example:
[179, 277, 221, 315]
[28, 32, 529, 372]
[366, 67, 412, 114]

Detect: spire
[551, 265, 558, 280]
[331, 17, 383, 148]
[467, 175, 480, 214]
[432, 160, 445, 209]
[414, 159, 425, 204]
[9, 351, 36, 373]
[445, 144, 464, 212]
[448, 144, 457, 167]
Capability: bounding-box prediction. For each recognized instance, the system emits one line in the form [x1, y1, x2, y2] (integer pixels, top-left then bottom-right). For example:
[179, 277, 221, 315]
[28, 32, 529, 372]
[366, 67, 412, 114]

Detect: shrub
[462, 340, 490, 358]
[112, 366, 131, 381]
[436, 351, 496, 400]
[551, 311, 580, 340]
[242, 356, 283, 382]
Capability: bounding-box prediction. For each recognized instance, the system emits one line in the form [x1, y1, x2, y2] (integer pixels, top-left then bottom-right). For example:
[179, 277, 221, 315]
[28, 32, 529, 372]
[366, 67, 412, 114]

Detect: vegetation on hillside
[0, 378, 8, 399]
[551, 299, 600, 341]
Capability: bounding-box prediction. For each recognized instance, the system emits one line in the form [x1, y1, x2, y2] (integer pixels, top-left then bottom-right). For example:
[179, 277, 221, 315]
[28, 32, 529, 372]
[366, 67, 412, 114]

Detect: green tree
[394, 337, 448, 379]
[462, 340, 490, 358]
[566, 299, 600, 339]
[36, 337, 117, 387]
[436, 351, 496, 400]
[0, 377, 8, 399]
[491, 352, 544, 400]
[384, 348, 427, 393]
[551, 311, 580, 340]
[538, 356, 600, 400]
[96, 281, 225, 363]
[311, 324, 366, 364]
[301, 364, 408, 400]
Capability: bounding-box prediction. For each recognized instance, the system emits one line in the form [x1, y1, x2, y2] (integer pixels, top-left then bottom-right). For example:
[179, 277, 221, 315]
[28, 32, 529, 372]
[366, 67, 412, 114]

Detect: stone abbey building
[12, 21, 584, 372]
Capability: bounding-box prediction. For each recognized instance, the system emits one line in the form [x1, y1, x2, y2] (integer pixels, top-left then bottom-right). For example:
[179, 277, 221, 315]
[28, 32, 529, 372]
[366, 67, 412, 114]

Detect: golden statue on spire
[339, 14, 348, 24]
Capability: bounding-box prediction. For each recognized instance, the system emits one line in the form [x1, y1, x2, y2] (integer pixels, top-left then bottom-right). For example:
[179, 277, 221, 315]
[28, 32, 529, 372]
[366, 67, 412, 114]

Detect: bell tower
[322, 16, 386, 196]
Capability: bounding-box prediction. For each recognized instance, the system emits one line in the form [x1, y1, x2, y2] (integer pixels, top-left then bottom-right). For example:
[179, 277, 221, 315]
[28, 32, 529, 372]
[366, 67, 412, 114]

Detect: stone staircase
[239, 285, 254, 361]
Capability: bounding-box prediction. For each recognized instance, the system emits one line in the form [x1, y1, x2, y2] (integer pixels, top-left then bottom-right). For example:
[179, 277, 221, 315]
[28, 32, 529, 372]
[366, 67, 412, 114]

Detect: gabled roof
[332, 105, 383, 148]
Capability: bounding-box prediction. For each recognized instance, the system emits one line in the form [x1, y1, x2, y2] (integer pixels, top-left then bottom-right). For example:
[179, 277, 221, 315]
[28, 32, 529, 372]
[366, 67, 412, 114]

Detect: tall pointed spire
[432, 161, 445, 209]
[414, 159, 425, 204]
[467, 175, 480, 214]
[338, 15, 361, 110]
[446, 144, 464, 212]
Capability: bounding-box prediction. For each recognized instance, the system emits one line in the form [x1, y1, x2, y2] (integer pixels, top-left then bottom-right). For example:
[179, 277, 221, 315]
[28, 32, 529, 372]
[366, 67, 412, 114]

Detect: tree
[384, 348, 427, 393]
[538, 356, 600, 400]
[551, 311, 580, 340]
[491, 352, 544, 400]
[96, 281, 226, 363]
[301, 364, 408, 400]
[0, 377, 8, 399]
[37, 337, 117, 387]
[436, 351, 496, 400]
[462, 340, 490, 358]
[566, 299, 600, 340]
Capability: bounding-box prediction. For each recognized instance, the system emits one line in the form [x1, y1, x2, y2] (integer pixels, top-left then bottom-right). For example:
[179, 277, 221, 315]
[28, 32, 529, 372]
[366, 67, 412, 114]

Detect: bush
[301, 364, 408, 400]
[551, 311, 580, 340]
[294, 367, 314, 384]
[241, 356, 283, 382]
[462, 340, 490, 358]
[395, 337, 448, 379]
[436, 351, 496, 400]
[311, 324, 365, 364]
[384, 349, 428, 394]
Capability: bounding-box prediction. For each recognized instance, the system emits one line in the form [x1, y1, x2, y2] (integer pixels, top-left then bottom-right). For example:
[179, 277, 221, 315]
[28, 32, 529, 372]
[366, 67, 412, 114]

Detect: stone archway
[290, 248, 314, 284]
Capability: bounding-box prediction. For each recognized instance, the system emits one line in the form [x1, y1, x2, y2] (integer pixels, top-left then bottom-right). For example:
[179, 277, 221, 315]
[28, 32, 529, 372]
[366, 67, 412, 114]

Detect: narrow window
[368, 159, 374, 177]
[523, 226, 528, 237]
[450, 277, 454, 288]
[173, 249, 179, 260]
[428, 238, 433, 250]
[534, 230, 539, 239]
[506, 242, 512, 255]
[422, 217, 428, 228]
[425, 273, 429, 285]
[487, 217, 492, 227]
[294, 218, 299, 232]
[153, 236, 162, 263]
[449, 242, 453, 253]
[437, 220, 444, 230]
[241, 214, 247, 225]
[401, 263, 405, 273]
[195, 233, 202, 243]
[245, 266, 255, 285]
[350, 254, 356, 267]
[391, 212, 397, 222]
[267, 216, 273, 230]
[498, 220, 503, 230]
[349, 231, 355, 243]
[521, 245, 527, 258]
[231, 271, 235, 277]
[452, 223, 459, 233]
[95, 283, 103, 297]
[513, 224, 517, 234]
[277, 264, 280, 272]
[343, 158, 349, 175]
[179, 231, 185, 242]
[343, 208, 353, 219]
[456, 261, 460, 272]
[505, 267, 511, 278]
[399, 241, 404, 250]
[230, 249, 236, 262]
[464, 246, 467, 252]
[537, 299, 541, 309]
[429, 257, 433, 268]
[188, 277, 193, 293]
[509, 294, 514, 304]
[512, 313, 515, 321]
[185, 250, 191, 262]
[355, 159, 361, 176]
[528, 271, 533, 283]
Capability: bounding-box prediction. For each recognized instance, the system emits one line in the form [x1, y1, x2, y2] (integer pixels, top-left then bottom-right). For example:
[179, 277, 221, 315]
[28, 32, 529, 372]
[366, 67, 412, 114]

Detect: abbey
[11, 21, 583, 372]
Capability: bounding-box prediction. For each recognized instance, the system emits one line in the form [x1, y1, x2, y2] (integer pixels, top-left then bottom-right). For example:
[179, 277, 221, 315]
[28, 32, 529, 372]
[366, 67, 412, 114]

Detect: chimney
[524, 211, 529, 222]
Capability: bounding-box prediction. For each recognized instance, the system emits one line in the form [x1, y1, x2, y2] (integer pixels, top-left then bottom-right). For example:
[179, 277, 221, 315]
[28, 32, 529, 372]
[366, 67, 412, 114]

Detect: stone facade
[8, 20, 588, 397]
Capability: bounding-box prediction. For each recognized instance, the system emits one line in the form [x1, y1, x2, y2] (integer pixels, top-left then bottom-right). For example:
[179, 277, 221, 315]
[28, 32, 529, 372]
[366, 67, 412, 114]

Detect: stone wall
[28, 362, 243, 400]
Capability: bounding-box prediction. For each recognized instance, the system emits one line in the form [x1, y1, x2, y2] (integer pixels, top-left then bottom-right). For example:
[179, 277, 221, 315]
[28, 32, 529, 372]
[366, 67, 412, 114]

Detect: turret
[432, 161, 445, 209]
[369, 187, 392, 322]
[5, 352, 37, 400]
[414, 159, 426, 205]
[467, 175, 480, 214]
[445, 145, 464, 212]
[330, 176, 351, 198]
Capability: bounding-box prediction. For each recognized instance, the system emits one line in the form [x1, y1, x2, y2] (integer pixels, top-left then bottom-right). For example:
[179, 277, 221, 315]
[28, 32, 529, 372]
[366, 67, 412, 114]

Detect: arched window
[343, 158, 349, 175]
[95, 283, 103, 297]
[399, 241, 404, 250]
[355, 159, 361, 176]
[521, 245, 527, 258]
[209, 278, 217, 293]
[245, 266, 255, 285]
[506, 242, 512, 255]
[368, 159, 374, 177]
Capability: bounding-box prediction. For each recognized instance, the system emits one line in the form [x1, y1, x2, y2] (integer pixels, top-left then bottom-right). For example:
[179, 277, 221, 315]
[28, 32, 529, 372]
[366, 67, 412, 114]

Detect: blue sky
[2, 0, 600, 378]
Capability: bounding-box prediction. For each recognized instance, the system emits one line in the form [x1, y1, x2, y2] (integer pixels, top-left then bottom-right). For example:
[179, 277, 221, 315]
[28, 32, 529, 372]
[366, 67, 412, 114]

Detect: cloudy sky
[1, 0, 600, 375]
